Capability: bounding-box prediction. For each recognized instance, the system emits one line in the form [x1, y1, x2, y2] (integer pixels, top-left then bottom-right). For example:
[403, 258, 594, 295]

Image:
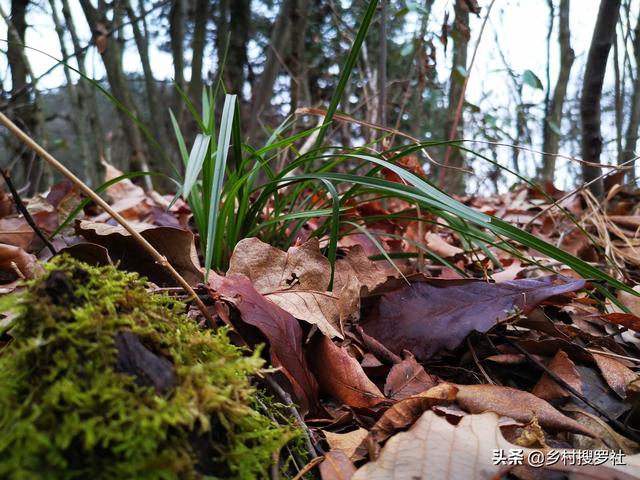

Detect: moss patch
[0, 256, 296, 479]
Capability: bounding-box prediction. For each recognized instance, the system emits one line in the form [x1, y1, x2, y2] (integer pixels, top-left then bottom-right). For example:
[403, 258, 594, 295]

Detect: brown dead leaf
[0, 243, 36, 281]
[592, 353, 638, 398]
[454, 384, 595, 437]
[211, 273, 319, 415]
[370, 383, 458, 443]
[355, 411, 640, 480]
[424, 231, 464, 258]
[602, 312, 640, 332]
[362, 276, 586, 359]
[618, 286, 640, 317]
[383, 354, 438, 400]
[355, 412, 520, 480]
[564, 405, 640, 454]
[310, 335, 386, 408]
[76, 220, 202, 286]
[323, 428, 368, 461]
[0, 217, 34, 250]
[228, 238, 368, 338]
[532, 350, 582, 401]
[319, 449, 356, 480]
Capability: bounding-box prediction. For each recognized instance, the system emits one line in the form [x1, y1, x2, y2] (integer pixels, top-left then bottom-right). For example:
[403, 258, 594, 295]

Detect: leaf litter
[3, 168, 640, 478]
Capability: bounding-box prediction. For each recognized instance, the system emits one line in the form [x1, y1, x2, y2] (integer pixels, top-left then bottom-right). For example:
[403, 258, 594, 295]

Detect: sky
[0, 0, 636, 191]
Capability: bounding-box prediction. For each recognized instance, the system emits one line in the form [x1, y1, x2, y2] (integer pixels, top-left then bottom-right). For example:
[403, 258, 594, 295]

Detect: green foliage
[0, 256, 297, 479]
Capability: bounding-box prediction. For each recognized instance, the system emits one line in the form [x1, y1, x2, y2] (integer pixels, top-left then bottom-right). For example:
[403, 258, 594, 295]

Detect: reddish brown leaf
[383, 354, 438, 400]
[323, 428, 368, 460]
[310, 335, 386, 408]
[210, 273, 319, 415]
[319, 449, 356, 480]
[76, 220, 202, 286]
[592, 353, 638, 398]
[454, 384, 596, 437]
[362, 276, 586, 359]
[370, 383, 458, 443]
[603, 313, 640, 332]
[531, 350, 582, 401]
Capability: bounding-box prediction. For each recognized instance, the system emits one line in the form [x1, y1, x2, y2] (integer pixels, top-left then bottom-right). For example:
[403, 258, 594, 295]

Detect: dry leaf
[532, 350, 583, 401]
[310, 335, 386, 408]
[324, 428, 369, 460]
[319, 449, 356, 480]
[383, 354, 438, 400]
[455, 384, 595, 437]
[592, 352, 638, 398]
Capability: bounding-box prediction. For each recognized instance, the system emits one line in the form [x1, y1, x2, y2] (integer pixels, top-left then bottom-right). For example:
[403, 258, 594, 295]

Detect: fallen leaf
[228, 238, 362, 338]
[592, 353, 638, 398]
[76, 220, 202, 286]
[564, 405, 640, 454]
[602, 313, 640, 332]
[617, 286, 640, 317]
[362, 276, 586, 359]
[319, 449, 356, 480]
[324, 428, 369, 460]
[354, 412, 520, 480]
[0, 243, 36, 281]
[454, 384, 595, 437]
[210, 273, 319, 415]
[424, 231, 464, 258]
[355, 411, 640, 480]
[370, 383, 458, 443]
[532, 350, 582, 401]
[383, 354, 438, 400]
[310, 335, 386, 409]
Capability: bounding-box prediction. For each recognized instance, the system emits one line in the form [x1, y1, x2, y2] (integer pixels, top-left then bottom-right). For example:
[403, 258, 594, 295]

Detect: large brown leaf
[383, 354, 438, 401]
[227, 238, 379, 338]
[76, 220, 202, 286]
[309, 335, 386, 408]
[361, 276, 586, 359]
[353, 411, 640, 480]
[210, 273, 319, 415]
[454, 383, 595, 437]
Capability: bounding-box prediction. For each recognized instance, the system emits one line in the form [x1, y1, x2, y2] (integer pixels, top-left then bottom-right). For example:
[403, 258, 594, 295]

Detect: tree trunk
[49, 0, 94, 185]
[622, 7, 640, 180]
[169, 0, 185, 92]
[541, 0, 574, 182]
[61, 0, 105, 164]
[216, 0, 251, 96]
[249, 0, 295, 139]
[78, 0, 151, 189]
[581, 0, 621, 197]
[187, 0, 209, 107]
[124, 0, 165, 157]
[440, 0, 470, 195]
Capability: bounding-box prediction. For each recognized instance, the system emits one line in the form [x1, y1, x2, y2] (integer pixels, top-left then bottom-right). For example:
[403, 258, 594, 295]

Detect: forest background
[1, 0, 639, 198]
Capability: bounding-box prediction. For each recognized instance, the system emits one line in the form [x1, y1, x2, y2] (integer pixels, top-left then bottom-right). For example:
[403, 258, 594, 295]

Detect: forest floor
[2, 164, 640, 479]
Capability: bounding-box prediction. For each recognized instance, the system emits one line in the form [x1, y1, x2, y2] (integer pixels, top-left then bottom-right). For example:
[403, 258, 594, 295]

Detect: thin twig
[263, 375, 319, 459]
[290, 456, 324, 480]
[0, 112, 214, 326]
[0, 169, 57, 256]
[508, 340, 640, 443]
[466, 337, 496, 385]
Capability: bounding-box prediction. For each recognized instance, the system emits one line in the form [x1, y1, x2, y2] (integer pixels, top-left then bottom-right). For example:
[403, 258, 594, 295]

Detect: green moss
[0, 256, 296, 479]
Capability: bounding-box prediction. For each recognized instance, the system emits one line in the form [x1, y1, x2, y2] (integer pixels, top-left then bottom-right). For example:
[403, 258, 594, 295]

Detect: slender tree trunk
[378, 0, 387, 128]
[187, 0, 209, 107]
[581, 0, 621, 197]
[249, 0, 293, 139]
[1, 0, 50, 192]
[541, 0, 574, 182]
[124, 0, 165, 157]
[216, 0, 250, 96]
[441, 0, 470, 195]
[169, 0, 187, 108]
[287, 0, 310, 117]
[622, 7, 640, 180]
[49, 0, 94, 185]
[78, 0, 152, 189]
[61, 0, 105, 164]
